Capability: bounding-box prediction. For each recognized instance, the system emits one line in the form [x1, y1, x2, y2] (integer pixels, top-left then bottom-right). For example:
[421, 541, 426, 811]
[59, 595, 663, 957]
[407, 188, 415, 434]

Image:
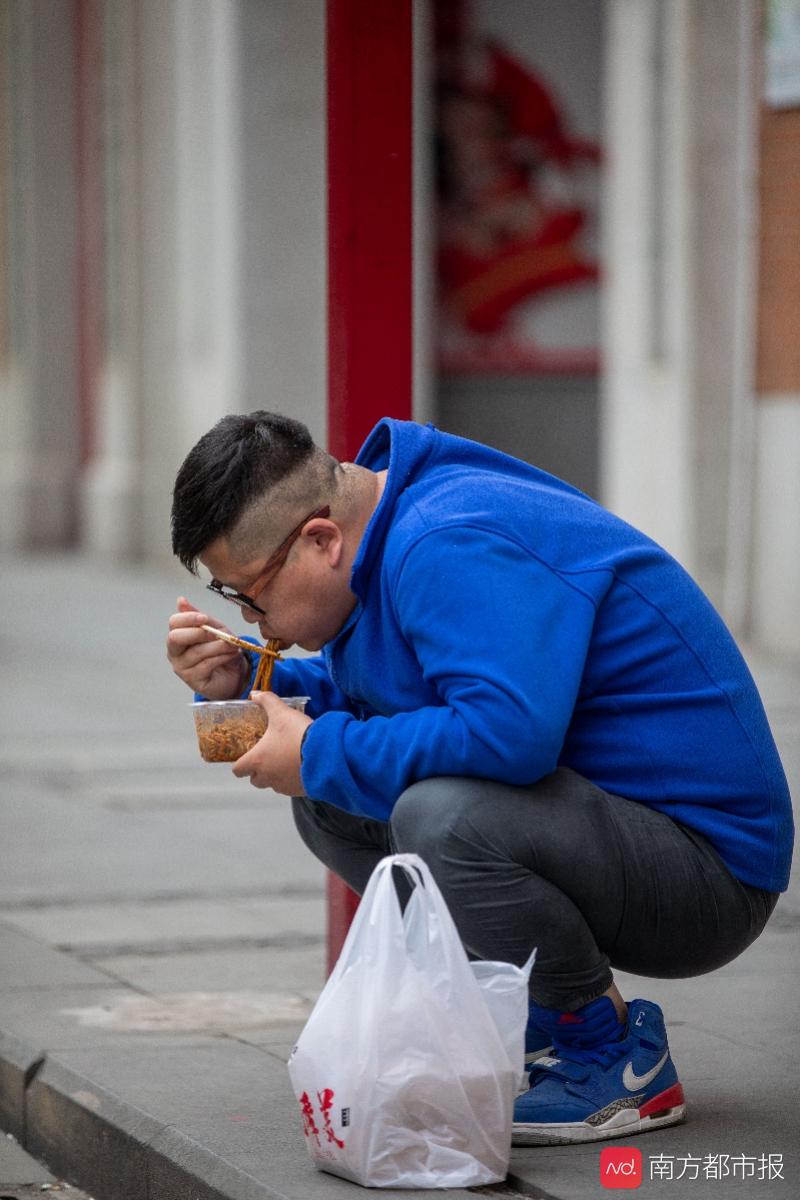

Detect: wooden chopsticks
[201, 625, 282, 692]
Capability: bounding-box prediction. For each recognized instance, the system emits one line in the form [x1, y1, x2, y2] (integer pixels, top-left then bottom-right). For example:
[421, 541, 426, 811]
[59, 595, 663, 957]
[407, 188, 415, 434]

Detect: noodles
[253, 639, 281, 692]
[194, 704, 267, 761]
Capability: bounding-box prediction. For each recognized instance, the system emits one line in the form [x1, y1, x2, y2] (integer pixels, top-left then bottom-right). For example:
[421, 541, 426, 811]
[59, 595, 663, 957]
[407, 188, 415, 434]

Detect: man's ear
[304, 519, 343, 567]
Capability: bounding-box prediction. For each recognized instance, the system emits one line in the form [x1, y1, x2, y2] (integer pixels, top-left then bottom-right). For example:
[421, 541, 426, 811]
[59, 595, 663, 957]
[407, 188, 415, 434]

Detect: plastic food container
[191, 696, 309, 762]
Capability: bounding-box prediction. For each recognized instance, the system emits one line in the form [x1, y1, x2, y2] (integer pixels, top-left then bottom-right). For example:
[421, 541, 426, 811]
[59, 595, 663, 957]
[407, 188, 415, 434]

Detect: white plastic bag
[287, 853, 532, 1188]
[470, 955, 535, 1091]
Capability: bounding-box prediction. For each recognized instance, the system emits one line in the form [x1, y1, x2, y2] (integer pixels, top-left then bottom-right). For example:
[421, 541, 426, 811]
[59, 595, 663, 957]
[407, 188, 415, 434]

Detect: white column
[601, 0, 695, 569]
[691, 0, 761, 622]
[603, 0, 763, 623]
[720, 1, 761, 633]
[80, 0, 145, 559]
[0, 0, 34, 550]
[752, 397, 800, 654]
[138, 0, 244, 562]
[173, 0, 242, 439]
[0, 0, 80, 549]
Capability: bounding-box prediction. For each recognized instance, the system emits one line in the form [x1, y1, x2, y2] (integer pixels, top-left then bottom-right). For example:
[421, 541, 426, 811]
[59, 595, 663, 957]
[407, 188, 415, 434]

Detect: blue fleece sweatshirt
[268, 419, 792, 892]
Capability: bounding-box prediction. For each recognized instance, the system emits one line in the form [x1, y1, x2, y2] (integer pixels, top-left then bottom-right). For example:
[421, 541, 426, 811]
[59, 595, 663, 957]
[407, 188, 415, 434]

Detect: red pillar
[325, 0, 414, 970]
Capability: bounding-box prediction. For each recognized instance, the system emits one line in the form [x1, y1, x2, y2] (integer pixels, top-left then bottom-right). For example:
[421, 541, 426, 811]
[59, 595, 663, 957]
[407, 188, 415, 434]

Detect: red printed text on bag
[298, 1089, 346, 1150]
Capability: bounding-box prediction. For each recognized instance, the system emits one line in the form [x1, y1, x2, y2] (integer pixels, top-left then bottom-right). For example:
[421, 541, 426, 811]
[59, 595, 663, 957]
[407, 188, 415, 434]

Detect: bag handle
[327, 853, 467, 983]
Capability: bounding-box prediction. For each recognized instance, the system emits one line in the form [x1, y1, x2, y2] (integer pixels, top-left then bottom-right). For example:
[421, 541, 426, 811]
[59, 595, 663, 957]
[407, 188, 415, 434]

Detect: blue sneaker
[520, 1010, 554, 1093]
[513, 998, 686, 1145]
[525, 1007, 553, 1067]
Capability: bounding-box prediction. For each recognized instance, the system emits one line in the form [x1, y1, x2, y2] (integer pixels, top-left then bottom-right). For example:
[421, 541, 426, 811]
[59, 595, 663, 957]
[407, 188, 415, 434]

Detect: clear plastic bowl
[191, 696, 309, 762]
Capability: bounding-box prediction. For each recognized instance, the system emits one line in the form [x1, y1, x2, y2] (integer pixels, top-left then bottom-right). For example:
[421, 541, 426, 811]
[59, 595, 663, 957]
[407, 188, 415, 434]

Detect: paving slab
[0, 986, 225, 1053]
[2, 895, 324, 955]
[229, 1028, 303, 1064]
[92, 944, 325, 995]
[0, 1132, 55, 1186]
[0, 792, 324, 911]
[0, 927, 111, 992]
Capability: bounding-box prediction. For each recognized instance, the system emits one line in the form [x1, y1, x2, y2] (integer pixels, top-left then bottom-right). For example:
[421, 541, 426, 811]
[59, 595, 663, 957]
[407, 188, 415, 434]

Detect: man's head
[171, 410, 335, 573]
[171, 411, 370, 650]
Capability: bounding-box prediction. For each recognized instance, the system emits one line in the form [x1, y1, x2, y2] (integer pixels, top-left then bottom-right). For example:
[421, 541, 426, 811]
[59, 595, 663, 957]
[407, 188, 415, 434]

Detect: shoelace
[549, 1038, 630, 1067]
[541, 1029, 662, 1070]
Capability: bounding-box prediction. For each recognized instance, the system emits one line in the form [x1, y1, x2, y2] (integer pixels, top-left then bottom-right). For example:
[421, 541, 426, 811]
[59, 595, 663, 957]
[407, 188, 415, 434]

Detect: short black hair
[171, 410, 316, 572]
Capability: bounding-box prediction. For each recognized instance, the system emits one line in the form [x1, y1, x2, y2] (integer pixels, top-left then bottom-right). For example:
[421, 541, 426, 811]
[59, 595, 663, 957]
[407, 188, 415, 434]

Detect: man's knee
[390, 776, 496, 860]
[390, 769, 587, 865]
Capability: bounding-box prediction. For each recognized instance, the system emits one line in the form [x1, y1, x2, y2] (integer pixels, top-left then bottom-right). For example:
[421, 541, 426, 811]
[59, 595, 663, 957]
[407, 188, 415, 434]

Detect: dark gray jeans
[292, 769, 779, 1010]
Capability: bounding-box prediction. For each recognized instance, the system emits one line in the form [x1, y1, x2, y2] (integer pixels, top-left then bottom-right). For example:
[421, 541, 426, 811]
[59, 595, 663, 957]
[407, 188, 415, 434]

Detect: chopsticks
[201, 625, 282, 692]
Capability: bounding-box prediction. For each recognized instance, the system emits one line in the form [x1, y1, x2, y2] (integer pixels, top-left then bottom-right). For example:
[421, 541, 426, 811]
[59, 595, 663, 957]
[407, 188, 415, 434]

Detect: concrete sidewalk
[0, 551, 798, 1200]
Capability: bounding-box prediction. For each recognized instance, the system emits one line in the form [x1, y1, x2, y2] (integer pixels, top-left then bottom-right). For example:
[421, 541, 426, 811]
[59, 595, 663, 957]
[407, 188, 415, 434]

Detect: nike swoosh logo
[623, 1050, 669, 1091]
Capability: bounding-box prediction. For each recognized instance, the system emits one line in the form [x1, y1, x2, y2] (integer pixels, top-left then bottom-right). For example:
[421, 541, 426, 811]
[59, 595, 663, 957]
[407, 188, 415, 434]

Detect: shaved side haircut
[171, 411, 334, 573]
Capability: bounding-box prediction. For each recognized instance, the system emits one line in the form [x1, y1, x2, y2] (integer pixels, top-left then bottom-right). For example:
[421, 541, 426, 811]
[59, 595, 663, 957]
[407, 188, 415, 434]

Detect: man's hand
[167, 597, 250, 700]
[232, 691, 312, 795]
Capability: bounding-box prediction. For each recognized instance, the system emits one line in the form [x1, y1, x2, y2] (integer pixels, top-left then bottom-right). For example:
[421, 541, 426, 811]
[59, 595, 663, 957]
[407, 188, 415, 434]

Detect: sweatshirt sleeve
[300, 526, 601, 818]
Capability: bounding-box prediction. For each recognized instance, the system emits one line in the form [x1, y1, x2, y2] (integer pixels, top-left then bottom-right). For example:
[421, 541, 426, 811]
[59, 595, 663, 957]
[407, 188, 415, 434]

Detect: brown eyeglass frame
[206, 505, 331, 616]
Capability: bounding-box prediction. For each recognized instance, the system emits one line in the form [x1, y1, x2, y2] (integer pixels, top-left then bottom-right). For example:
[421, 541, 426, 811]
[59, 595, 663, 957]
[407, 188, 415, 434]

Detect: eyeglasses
[207, 505, 331, 616]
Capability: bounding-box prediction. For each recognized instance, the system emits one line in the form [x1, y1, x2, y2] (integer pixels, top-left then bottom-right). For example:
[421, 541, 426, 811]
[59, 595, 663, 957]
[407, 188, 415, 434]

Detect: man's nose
[241, 606, 261, 623]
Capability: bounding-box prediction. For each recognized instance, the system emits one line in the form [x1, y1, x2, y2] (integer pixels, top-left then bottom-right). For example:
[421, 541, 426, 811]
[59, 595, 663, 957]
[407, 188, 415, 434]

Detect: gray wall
[437, 376, 599, 498]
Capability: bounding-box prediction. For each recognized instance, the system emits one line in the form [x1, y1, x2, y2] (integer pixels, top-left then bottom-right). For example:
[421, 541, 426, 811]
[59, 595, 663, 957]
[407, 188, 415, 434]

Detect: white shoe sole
[512, 1089, 686, 1146]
